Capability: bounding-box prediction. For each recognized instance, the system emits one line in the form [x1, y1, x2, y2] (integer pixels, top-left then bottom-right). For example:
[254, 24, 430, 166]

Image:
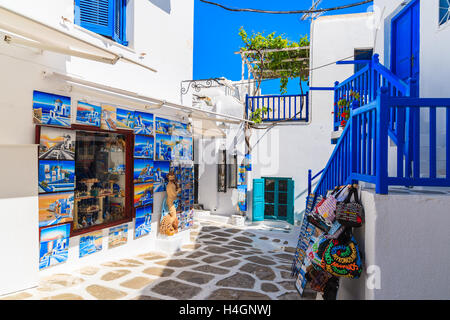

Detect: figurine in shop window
[159, 171, 180, 236]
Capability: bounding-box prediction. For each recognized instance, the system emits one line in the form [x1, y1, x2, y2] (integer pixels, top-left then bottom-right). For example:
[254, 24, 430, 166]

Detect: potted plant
[337, 90, 360, 128]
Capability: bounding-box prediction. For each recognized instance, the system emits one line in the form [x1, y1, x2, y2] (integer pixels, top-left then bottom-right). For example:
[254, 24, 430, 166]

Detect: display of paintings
[38, 160, 75, 193]
[116, 107, 135, 130]
[134, 111, 154, 135]
[134, 135, 154, 159]
[38, 192, 74, 228]
[101, 104, 117, 131]
[238, 164, 246, 184]
[39, 127, 75, 161]
[134, 158, 154, 183]
[173, 136, 193, 160]
[33, 91, 71, 127]
[76, 101, 101, 127]
[134, 205, 152, 239]
[39, 223, 70, 270]
[108, 224, 128, 249]
[153, 161, 170, 192]
[245, 153, 252, 171]
[155, 117, 172, 135]
[134, 182, 153, 207]
[155, 134, 175, 161]
[79, 230, 103, 258]
[237, 185, 247, 212]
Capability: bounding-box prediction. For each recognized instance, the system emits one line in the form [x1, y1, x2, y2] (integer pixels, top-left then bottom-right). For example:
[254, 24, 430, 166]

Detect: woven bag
[335, 187, 364, 228]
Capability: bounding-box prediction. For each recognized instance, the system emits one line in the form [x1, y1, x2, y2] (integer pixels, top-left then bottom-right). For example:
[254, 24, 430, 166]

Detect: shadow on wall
[148, 0, 171, 14]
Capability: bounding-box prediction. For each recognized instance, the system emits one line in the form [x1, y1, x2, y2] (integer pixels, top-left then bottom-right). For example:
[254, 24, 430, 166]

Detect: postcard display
[34, 90, 193, 269]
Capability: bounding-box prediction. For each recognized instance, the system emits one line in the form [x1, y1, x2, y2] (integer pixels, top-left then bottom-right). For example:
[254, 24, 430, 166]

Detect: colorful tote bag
[306, 235, 329, 267]
[320, 234, 363, 279]
[335, 186, 364, 228]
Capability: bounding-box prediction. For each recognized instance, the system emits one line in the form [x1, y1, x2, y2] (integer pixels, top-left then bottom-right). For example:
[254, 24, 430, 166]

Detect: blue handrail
[246, 93, 309, 122]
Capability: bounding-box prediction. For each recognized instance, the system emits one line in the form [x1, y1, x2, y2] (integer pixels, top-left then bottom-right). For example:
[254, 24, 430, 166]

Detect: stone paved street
[0, 219, 317, 300]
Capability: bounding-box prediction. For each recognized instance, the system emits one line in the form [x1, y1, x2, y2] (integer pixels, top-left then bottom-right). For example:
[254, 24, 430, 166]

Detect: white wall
[338, 188, 450, 300]
[0, 0, 194, 291]
[247, 13, 374, 223]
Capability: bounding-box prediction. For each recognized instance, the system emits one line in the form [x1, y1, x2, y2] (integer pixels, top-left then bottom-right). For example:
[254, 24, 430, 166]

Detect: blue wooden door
[252, 179, 265, 221]
[392, 0, 420, 95]
[287, 179, 295, 225]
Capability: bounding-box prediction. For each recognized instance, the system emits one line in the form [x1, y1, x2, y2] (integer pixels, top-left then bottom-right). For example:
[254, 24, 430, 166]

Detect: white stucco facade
[0, 0, 194, 295]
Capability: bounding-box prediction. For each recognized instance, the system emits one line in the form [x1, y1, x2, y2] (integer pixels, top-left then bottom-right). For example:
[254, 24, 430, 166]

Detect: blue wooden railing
[246, 93, 309, 122]
[315, 86, 450, 195]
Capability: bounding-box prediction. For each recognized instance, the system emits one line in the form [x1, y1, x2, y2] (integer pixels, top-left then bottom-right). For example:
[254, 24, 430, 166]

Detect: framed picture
[134, 158, 154, 183]
[134, 182, 154, 207]
[38, 160, 75, 193]
[39, 126, 75, 161]
[134, 205, 152, 239]
[39, 192, 74, 228]
[76, 101, 101, 127]
[116, 107, 135, 130]
[134, 135, 154, 159]
[155, 134, 175, 161]
[108, 224, 128, 249]
[245, 153, 252, 171]
[39, 223, 70, 270]
[153, 161, 170, 192]
[33, 91, 71, 127]
[155, 117, 172, 135]
[101, 104, 117, 130]
[134, 111, 154, 135]
[79, 230, 103, 258]
[237, 185, 247, 212]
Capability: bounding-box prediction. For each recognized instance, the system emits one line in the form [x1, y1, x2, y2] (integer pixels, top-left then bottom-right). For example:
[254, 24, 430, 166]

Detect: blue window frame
[440, 0, 450, 26]
[74, 0, 128, 46]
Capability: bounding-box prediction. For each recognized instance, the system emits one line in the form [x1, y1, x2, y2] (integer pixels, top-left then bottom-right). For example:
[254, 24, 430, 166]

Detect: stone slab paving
[0, 218, 316, 301]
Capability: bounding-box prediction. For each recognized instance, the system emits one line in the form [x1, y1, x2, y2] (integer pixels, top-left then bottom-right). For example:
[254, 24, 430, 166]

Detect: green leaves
[239, 27, 310, 94]
[249, 106, 271, 124]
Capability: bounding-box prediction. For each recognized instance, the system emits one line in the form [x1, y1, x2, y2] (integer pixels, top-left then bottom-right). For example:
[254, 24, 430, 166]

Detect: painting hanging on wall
[245, 153, 252, 171]
[116, 107, 135, 130]
[108, 224, 128, 249]
[134, 135, 154, 159]
[134, 158, 154, 183]
[155, 134, 175, 161]
[134, 182, 154, 207]
[153, 161, 170, 192]
[134, 111, 154, 135]
[79, 230, 103, 258]
[39, 223, 70, 270]
[39, 126, 76, 161]
[76, 101, 101, 127]
[38, 160, 75, 193]
[155, 117, 172, 135]
[33, 90, 71, 127]
[38, 192, 74, 228]
[238, 164, 246, 184]
[172, 121, 189, 136]
[237, 185, 247, 212]
[101, 104, 117, 131]
[134, 205, 152, 239]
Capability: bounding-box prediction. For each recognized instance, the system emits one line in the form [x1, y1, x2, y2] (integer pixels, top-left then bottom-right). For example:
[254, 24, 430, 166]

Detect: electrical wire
[199, 0, 374, 14]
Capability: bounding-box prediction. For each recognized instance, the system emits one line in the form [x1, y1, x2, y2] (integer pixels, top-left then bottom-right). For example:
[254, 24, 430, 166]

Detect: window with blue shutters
[440, 0, 450, 26]
[74, 0, 128, 46]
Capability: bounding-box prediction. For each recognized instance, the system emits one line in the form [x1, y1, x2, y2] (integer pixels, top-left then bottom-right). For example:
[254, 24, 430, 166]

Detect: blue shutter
[75, 0, 114, 38]
[252, 179, 265, 221]
[112, 0, 128, 45]
[287, 179, 295, 225]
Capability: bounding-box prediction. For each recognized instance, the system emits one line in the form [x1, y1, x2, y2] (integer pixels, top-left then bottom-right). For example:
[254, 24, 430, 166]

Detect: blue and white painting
[155, 117, 172, 135]
[39, 223, 70, 270]
[79, 231, 103, 258]
[134, 111, 154, 135]
[116, 108, 135, 130]
[134, 205, 152, 239]
[33, 91, 71, 127]
[76, 101, 101, 127]
[237, 185, 247, 212]
[153, 161, 170, 192]
[245, 153, 252, 171]
[134, 135, 154, 159]
[172, 121, 189, 136]
[134, 158, 154, 183]
[38, 160, 75, 193]
[155, 134, 175, 161]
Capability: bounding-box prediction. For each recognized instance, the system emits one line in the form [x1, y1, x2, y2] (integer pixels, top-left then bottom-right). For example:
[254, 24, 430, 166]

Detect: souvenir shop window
[72, 129, 131, 234]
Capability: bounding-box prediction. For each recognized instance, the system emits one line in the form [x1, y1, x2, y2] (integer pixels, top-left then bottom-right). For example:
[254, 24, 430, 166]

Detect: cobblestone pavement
[1, 219, 316, 300]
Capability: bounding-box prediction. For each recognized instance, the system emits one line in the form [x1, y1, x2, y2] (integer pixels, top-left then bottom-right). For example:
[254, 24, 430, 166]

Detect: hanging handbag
[306, 235, 329, 267]
[316, 186, 347, 223]
[306, 195, 332, 232]
[306, 266, 333, 293]
[320, 229, 363, 279]
[335, 186, 364, 228]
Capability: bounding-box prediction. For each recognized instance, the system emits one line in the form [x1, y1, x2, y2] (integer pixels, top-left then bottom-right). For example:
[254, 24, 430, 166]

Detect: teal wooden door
[252, 179, 265, 221]
[263, 177, 294, 223]
[287, 179, 295, 225]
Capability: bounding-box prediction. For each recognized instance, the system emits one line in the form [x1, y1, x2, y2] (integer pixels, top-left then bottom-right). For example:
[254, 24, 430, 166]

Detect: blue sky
[193, 0, 373, 94]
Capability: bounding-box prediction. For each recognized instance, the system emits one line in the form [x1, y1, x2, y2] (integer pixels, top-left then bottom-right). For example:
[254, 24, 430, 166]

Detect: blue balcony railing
[314, 87, 450, 195]
[246, 93, 309, 122]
